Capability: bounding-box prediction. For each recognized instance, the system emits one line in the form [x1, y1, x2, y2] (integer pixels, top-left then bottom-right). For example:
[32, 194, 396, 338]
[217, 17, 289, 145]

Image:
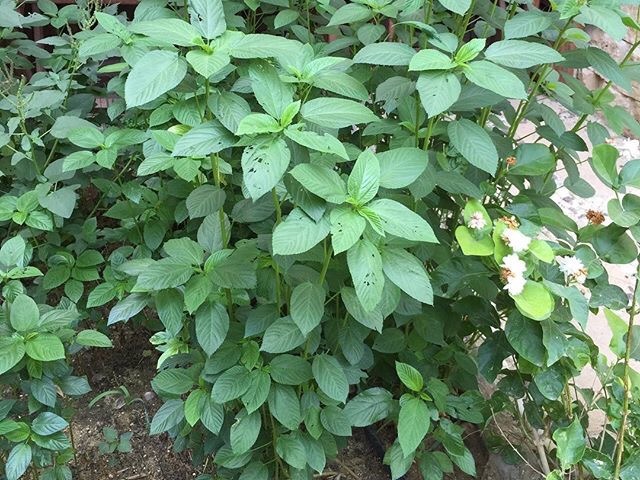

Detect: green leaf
[505, 313, 545, 367]
[31, 412, 68, 436]
[328, 3, 372, 25]
[368, 199, 438, 242]
[186, 50, 230, 78]
[485, 40, 564, 68]
[270, 355, 313, 385]
[242, 370, 271, 413]
[274, 9, 298, 28]
[509, 143, 555, 176]
[231, 410, 262, 455]
[300, 98, 377, 129]
[196, 302, 229, 356]
[241, 138, 290, 200]
[130, 19, 202, 46]
[284, 128, 349, 160]
[409, 49, 456, 71]
[448, 119, 499, 175]
[0, 236, 25, 268]
[381, 248, 433, 304]
[10, 294, 39, 332]
[189, 0, 226, 39]
[312, 354, 349, 403]
[5, 443, 32, 480]
[398, 396, 430, 456]
[395, 362, 424, 391]
[249, 62, 294, 119]
[68, 127, 104, 149]
[504, 10, 553, 39]
[76, 330, 113, 348]
[212, 366, 251, 402]
[321, 405, 352, 436]
[201, 397, 224, 434]
[124, 50, 187, 108]
[25, 334, 65, 361]
[354, 42, 416, 66]
[290, 282, 325, 336]
[239, 462, 269, 480]
[152, 369, 194, 395]
[272, 209, 330, 256]
[330, 206, 366, 254]
[133, 260, 194, 291]
[438, 0, 471, 15]
[107, 294, 147, 325]
[590, 144, 619, 188]
[172, 122, 234, 157]
[513, 281, 554, 321]
[344, 388, 393, 427]
[0, 337, 25, 375]
[290, 164, 347, 203]
[347, 239, 385, 312]
[184, 390, 205, 426]
[455, 226, 494, 256]
[348, 149, 379, 205]
[586, 47, 631, 92]
[377, 148, 428, 189]
[463, 61, 527, 99]
[236, 113, 281, 136]
[553, 420, 586, 471]
[416, 72, 461, 117]
[186, 185, 226, 219]
[592, 225, 638, 264]
[268, 384, 302, 430]
[261, 317, 306, 353]
[150, 399, 185, 435]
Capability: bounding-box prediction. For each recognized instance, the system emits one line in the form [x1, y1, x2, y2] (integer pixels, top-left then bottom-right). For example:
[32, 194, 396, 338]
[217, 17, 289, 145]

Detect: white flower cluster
[556, 256, 588, 284]
[467, 211, 486, 230]
[501, 253, 527, 296]
[501, 228, 531, 253]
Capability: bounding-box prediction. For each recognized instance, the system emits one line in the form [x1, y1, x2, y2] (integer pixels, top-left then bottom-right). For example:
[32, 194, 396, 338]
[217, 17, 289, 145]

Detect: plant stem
[318, 240, 332, 285]
[613, 261, 640, 478]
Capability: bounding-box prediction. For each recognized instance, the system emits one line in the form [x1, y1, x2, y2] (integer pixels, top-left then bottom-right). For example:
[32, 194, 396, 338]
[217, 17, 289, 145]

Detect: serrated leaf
[312, 354, 349, 403]
[448, 119, 498, 175]
[290, 282, 325, 335]
[124, 51, 187, 108]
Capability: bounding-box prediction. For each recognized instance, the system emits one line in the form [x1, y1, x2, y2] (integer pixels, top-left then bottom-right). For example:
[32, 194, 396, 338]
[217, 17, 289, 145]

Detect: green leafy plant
[98, 427, 133, 456]
[3, 0, 640, 479]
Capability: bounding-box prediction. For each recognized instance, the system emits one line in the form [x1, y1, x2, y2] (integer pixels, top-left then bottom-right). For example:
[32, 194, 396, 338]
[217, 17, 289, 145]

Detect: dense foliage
[2, 0, 640, 479]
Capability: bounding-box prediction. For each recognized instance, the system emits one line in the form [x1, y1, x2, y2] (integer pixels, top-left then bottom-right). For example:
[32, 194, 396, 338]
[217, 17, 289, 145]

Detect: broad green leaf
[272, 209, 330, 255]
[231, 410, 261, 454]
[212, 366, 251, 402]
[0, 337, 25, 375]
[354, 42, 416, 66]
[284, 127, 349, 160]
[196, 302, 229, 356]
[236, 113, 281, 136]
[201, 397, 224, 434]
[270, 355, 313, 385]
[189, 0, 226, 39]
[328, 3, 372, 25]
[249, 62, 295, 119]
[485, 40, 564, 68]
[242, 370, 271, 413]
[274, 9, 298, 28]
[300, 98, 377, 129]
[261, 317, 306, 353]
[124, 51, 187, 108]
[184, 390, 205, 426]
[368, 199, 438, 242]
[6, 443, 32, 480]
[0, 236, 25, 268]
[381, 248, 433, 304]
[553, 420, 586, 471]
[513, 281, 554, 321]
[241, 138, 290, 200]
[398, 396, 430, 456]
[152, 369, 194, 395]
[455, 226, 494, 256]
[504, 11, 554, 39]
[313, 71, 369, 101]
[172, 122, 235, 157]
[395, 362, 424, 391]
[312, 354, 349, 403]
[348, 149, 380, 205]
[505, 313, 545, 367]
[186, 50, 230, 78]
[377, 148, 428, 188]
[463, 61, 527, 99]
[10, 294, 39, 332]
[25, 334, 65, 361]
[455, 38, 486, 64]
[330, 206, 366, 254]
[509, 143, 555, 176]
[186, 185, 226, 219]
[130, 19, 202, 46]
[150, 399, 185, 435]
[344, 388, 393, 427]
[76, 330, 113, 348]
[231, 34, 301, 60]
[590, 143, 619, 188]
[321, 405, 352, 436]
[31, 412, 68, 436]
[68, 127, 103, 149]
[347, 239, 385, 312]
[438, 0, 471, 15]
[448, 119, 498, 175]
[290, 164, 347, 203]
[586, 47, 632, 92]
[416, 72, 461, 117]
[133, 260, 194, 291]
[268, 384, 302, 430]
[409, 49, 456, 71]
[290, 282, 325, 335]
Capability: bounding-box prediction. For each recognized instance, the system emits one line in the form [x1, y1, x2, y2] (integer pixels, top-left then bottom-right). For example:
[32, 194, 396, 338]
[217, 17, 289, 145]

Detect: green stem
[613, 262, 640, 478]
[318, 240, 332, 285]
[272, 188, 282, 225]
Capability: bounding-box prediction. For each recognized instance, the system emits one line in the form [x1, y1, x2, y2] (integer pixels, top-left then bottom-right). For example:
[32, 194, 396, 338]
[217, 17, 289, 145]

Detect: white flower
[501, 253, 526, 276]
[503, 275, 526, 296]
[500, 254, 527, 296]
[557, 256, 588, 284]
[467, 211, 486, 230]
[501, 228, 531, 253]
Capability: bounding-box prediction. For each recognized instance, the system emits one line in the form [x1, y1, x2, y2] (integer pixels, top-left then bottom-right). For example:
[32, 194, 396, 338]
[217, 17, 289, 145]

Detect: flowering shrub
[2, 0, 640, 479]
